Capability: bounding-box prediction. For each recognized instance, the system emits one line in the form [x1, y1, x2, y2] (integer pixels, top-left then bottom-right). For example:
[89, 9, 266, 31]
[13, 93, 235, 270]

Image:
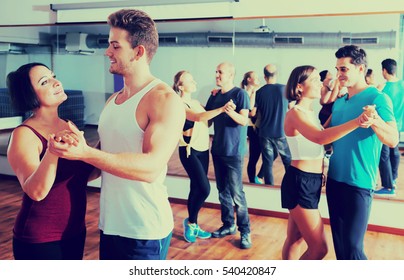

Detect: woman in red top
[7, 63, 97, 259]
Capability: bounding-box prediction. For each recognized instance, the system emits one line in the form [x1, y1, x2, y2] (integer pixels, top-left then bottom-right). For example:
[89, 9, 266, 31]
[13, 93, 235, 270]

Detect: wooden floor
[1, 174, 404, 260]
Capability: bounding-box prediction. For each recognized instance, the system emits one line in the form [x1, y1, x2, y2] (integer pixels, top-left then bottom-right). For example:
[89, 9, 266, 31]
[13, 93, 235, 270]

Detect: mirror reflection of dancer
[282, 65, 373, 259]
[241, 71, 264, 184]
[173, 70, 235, 243]
[375, 58, 404, 196]
[7, 63, 97, 260]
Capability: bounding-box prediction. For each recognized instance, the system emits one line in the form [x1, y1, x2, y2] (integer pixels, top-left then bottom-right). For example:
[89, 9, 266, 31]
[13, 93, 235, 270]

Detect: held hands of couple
[48, 121, 87, 160]
[357, 105, 379, 128]
[224, 99, 236, 113]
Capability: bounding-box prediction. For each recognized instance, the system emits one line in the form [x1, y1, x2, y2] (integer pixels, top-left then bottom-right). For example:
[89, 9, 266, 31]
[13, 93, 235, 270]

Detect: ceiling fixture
[253, 18, 270, 33]
[51, 0, 240, 23]
[50, 0, 239, 10]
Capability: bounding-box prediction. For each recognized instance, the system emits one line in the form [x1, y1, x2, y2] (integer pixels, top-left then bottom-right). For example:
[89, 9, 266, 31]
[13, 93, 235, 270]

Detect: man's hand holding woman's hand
[357, 105, 379, 128]
[48, 121, 87, 160]
[224, 99, 236, 113]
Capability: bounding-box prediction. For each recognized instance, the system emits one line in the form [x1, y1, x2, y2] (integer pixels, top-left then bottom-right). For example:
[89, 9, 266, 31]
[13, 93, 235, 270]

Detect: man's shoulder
[144, 82, 182, 107]
[146, 82, 176, 100]
[230, 86, 245, 94]
[227, 87, 248, 99]
[257, 83, 284, 92]
[151, 81, 176, 95]
[273, 83, 285, 92]
[358, 87, 392, 107]
[364, 86, 382, 94]
[386, 79, 404, 89]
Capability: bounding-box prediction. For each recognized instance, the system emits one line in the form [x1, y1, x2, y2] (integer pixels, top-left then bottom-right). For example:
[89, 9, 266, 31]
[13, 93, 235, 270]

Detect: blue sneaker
[254, 176, 264, 184]
[240, 232, 252, 249]
[195, 224, 211, 239]
[212, 224, 237, 238]
[374, 187, 396, 197]
[183, 218, 196, 243]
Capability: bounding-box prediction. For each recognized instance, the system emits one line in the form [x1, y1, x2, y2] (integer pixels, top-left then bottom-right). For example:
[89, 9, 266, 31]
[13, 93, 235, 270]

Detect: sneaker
[240, 232, 252, 249]
[183, 218, 196, 243]
[212, 224, 237, 238]
[374, 187, 396, 197]
[254, 176, 264, 184]
[194, 224, 212, 239]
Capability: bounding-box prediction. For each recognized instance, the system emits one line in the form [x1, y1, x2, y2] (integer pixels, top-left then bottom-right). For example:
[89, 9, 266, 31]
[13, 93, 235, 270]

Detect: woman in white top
[281, 65, 371, 259]
[173, 70, 235, 243]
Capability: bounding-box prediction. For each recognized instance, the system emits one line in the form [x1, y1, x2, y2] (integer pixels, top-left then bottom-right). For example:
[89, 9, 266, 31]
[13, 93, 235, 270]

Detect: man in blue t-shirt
[375, 58, 404, 196]
[205, 62, 252, 249]
[255, 64, 291, 185]
[327, 45, 398, 260]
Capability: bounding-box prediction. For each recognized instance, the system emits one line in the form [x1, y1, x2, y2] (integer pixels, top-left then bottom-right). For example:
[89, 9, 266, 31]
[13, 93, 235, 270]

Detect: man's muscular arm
[49, 88, 185, 182]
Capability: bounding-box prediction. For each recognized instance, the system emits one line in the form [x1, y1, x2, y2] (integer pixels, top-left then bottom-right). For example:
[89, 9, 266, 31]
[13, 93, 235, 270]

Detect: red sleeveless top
[13, 124, 94, 243]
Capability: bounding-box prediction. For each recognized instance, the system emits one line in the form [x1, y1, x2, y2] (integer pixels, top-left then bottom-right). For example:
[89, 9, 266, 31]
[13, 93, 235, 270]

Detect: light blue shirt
[329, 87, 394, 189]
[382, 80, 404, 131]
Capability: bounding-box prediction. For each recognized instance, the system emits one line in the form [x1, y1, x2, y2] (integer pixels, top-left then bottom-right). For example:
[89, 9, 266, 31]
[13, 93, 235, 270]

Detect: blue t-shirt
[205, 87, 250, 156]
[255, 83, 288, 138]
[382, 80, 404, 131]
[329, 87, 394, 189]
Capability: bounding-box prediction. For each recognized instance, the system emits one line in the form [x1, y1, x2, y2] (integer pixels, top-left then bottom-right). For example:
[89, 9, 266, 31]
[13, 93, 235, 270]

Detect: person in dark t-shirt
[255, 64, 291, 185]
[205, 62, 252, 249]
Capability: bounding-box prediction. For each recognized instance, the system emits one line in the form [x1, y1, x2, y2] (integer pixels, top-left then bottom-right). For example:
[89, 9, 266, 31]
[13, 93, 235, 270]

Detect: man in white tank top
[48, 9, 185, 260]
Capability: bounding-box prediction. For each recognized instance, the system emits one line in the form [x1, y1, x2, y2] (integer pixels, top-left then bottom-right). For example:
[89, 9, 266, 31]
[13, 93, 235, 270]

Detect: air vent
[65, 33, 95, 55]
[207, 36, 233, 44]
[96, 37, 109, 47]
[159, 36, 178, 44]
[273, 36, 303, 44]
[0, 43, 25, 54]
[342, 37, 378, 44]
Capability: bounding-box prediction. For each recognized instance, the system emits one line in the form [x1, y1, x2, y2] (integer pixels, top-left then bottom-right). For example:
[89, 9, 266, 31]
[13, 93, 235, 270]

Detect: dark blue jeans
[212, 155, 250, 234]
[259, 136, 291, 185]
[247, 126, 264, 183]
[99, 231, 172, 260]
[379, 144, 400, 189]
[326, 178, 373, 260]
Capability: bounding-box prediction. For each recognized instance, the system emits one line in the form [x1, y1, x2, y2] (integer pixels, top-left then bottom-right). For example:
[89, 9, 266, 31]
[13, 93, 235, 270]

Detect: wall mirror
[0, 12, 403, 200]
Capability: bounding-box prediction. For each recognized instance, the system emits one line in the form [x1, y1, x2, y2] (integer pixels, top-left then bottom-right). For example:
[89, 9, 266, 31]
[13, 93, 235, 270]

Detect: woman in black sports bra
[6, 63, 98, 259]
[173, 70, 235, 243]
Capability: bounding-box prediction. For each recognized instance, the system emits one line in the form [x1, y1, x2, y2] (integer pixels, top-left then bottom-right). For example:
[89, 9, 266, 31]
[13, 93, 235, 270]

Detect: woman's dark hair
[6, 62, 48, 112]
[172, 70, 188, 94]
[241, 71, 254, 89]
[285, 65, 315, 102]
[319, 70, 329, 82]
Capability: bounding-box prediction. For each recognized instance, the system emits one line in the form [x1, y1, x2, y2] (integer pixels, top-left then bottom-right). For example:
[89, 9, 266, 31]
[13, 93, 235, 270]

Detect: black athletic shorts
[281, 166, 323, 210]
